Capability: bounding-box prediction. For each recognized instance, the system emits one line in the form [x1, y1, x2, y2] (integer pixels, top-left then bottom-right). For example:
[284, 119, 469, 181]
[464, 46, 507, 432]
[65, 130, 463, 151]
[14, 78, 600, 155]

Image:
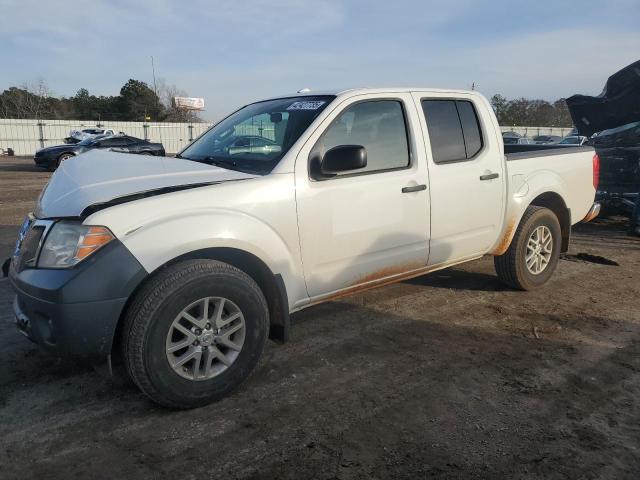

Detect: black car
[533, 135, 561, 144]
[34, 135, 166, 170]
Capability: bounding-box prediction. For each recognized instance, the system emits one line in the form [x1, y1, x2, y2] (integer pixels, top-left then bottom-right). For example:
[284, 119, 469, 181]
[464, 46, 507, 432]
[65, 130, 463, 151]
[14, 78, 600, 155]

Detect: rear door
[413, 93, 505, 265]
[295, 93, 431, 299]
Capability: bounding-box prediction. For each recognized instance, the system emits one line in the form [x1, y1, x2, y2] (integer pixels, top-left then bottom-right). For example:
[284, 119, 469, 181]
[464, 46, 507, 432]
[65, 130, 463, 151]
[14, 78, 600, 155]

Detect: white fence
[500, 126, 574, 138]
[0, 118, 577, 157]
[0, 119, 214, 156]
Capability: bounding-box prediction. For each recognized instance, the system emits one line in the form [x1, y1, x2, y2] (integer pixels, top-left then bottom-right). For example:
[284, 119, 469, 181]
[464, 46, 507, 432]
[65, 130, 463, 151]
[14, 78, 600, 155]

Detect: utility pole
[151, 55, 158, 97]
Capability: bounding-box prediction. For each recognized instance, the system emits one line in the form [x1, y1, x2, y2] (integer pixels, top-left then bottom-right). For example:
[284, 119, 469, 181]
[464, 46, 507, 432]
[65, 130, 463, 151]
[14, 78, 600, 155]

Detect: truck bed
[504, 144, 593, 159]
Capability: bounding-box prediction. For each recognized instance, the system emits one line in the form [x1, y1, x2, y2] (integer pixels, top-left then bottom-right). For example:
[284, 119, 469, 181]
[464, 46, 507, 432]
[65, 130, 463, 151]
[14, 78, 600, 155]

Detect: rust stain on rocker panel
[305, 257, 482, 308]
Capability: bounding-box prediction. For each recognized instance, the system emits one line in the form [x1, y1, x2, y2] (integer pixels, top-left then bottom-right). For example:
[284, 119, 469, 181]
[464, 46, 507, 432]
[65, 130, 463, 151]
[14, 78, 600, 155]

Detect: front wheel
[122, 259, 269, 408]
[54, 152, 74, 170]
[494, 206, 561, 290]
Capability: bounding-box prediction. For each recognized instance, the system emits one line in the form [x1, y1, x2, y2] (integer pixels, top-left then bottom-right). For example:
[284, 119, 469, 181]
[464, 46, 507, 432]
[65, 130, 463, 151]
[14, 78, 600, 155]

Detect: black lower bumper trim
[9, 239, 147, 360]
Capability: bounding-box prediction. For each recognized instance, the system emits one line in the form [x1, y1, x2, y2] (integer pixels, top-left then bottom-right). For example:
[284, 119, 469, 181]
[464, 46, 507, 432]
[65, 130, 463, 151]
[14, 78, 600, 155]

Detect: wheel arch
[529, 191, 571, 252]
[492, 189, 571, 256]
[112, 247, 291, 362]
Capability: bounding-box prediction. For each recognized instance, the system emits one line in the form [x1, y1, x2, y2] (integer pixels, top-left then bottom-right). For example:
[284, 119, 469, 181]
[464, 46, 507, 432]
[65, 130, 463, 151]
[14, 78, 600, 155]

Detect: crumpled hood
[566, 59, 640, 137]
[36, 150, 258, 218]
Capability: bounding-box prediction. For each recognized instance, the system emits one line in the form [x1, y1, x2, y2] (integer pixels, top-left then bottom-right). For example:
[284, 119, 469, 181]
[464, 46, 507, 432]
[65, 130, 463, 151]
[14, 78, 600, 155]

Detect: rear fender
[492, 170, 569, 255]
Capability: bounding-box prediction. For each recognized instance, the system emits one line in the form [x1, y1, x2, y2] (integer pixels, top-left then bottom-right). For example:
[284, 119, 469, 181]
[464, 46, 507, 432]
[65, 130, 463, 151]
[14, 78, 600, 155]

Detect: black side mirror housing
[320, 145, 367, 175]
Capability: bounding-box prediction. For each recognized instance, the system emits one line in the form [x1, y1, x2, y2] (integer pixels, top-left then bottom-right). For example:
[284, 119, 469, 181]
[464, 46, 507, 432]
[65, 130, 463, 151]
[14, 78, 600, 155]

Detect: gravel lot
[1, 156, 639, 479]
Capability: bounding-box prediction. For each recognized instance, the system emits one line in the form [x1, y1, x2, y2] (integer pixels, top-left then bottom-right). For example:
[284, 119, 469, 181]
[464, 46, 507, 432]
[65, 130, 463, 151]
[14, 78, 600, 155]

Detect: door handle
[479, 172, 499, 181]
[402, 184, 427, 193]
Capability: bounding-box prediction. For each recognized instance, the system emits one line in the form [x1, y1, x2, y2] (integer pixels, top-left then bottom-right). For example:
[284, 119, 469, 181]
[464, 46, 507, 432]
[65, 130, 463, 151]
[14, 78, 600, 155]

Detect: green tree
[490, 94, 508, 124]
[118, 79, 164, 121]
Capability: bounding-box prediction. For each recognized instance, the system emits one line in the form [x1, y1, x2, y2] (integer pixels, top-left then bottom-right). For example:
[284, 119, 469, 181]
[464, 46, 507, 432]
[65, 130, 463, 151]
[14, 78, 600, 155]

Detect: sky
[1, 0, 639, 120]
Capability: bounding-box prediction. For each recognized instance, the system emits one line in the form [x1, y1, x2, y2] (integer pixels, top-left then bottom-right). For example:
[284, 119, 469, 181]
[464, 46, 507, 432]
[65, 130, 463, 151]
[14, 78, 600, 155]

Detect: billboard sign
[172, 97, 205, 111]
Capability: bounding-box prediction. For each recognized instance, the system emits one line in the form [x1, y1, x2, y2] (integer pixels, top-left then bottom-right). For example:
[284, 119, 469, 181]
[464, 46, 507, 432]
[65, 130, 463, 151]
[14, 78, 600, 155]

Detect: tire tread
[122, 259, 268, 409]
[494, 206, 558, 290]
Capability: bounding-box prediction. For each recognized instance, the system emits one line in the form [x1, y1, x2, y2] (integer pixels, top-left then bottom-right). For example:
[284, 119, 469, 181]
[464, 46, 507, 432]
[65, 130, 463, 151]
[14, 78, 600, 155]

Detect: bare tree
[0, 78, 53, 119]
[25, 78, 52, 118]
[157, 78, 203, 123]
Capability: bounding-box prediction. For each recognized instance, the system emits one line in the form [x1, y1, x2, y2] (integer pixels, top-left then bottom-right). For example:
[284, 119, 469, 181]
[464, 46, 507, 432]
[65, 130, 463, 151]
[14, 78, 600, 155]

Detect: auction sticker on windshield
[287, 101, 326, 111]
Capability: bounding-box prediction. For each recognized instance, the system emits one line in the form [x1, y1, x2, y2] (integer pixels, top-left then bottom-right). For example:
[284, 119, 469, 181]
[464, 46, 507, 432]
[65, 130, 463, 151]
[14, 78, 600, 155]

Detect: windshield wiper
[201, 156, 264, 174]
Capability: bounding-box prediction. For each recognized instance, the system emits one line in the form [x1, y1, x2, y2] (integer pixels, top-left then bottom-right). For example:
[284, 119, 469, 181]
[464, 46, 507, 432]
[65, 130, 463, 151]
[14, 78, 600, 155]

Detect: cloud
[1, 0, 638, 119]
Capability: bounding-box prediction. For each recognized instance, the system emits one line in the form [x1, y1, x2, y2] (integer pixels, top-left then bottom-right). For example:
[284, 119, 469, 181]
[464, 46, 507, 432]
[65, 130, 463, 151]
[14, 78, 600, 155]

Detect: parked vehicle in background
[504, 136, 535, 145]
[567, 59, 640, 233]
[64, 128, 117, 144]
[34, 134, 166, 170]
[502, 131, 522, 139]
[588, 122, 640, 217]
[8, 88, 599, 408]
[533, 135, 561, 144]
[206, 135, 280, 157]
[558, 136, 588, 146]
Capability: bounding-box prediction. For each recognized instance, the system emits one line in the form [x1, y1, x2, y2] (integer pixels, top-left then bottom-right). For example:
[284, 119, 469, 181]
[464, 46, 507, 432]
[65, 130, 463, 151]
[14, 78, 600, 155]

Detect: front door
[295, 94, 430, 299]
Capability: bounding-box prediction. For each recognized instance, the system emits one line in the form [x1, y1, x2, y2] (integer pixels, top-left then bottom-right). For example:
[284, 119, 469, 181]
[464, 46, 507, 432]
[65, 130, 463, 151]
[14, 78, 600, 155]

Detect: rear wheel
[494, 206, 561, 290]
[122, 259, 269, 408]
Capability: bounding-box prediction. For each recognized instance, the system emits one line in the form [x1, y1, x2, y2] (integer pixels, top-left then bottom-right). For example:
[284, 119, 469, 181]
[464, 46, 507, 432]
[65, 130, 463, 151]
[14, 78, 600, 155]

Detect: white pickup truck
[8, 88, 600, 408]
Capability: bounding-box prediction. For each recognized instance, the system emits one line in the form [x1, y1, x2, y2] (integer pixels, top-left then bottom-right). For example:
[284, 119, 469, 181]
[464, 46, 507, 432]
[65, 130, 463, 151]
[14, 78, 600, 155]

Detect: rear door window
[421, 99, 484, 163]
[421, 100, 466, 163]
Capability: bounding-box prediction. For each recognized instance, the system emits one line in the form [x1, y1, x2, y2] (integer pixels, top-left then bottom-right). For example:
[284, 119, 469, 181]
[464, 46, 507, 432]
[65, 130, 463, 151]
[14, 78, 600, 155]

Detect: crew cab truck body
[8, 88, 599, 408]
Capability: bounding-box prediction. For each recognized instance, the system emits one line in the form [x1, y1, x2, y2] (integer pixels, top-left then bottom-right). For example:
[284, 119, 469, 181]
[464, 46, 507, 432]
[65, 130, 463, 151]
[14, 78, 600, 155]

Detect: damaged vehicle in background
[567, 58, 640, 233]
[64, 128, 117, 144]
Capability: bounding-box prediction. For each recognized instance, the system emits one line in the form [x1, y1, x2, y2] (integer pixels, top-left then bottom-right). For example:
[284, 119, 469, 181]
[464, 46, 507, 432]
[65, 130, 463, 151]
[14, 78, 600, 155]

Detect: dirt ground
[1, 156, 639, 479]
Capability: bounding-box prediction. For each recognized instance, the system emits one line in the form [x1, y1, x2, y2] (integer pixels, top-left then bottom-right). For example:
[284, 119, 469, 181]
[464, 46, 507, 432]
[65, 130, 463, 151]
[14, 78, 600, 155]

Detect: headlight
[38, 222, 115, 268]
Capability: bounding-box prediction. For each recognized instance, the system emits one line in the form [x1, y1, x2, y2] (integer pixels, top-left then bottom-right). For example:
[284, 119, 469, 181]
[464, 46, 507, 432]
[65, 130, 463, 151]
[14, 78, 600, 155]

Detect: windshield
[179, 95, 335, 174]
[559, 137, 580, 144]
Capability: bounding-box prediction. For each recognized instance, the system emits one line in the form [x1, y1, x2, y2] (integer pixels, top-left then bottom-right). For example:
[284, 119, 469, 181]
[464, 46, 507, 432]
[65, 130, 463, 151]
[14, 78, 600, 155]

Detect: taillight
[592, 153, 600, 190]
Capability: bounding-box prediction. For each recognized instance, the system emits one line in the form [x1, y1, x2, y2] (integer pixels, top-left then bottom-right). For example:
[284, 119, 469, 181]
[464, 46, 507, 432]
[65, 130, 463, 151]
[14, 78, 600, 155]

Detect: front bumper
[8, 239, 147, 360]
[33, 156, 54, 169]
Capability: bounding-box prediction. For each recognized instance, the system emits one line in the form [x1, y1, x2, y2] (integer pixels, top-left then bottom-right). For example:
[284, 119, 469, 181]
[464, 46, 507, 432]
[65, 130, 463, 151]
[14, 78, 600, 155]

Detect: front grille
[15, 225, 45, 271]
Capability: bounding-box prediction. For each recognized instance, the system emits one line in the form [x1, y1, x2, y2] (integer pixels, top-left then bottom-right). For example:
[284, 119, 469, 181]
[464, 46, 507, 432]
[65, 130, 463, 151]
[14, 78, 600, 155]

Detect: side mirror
[320, 145, 367, 175]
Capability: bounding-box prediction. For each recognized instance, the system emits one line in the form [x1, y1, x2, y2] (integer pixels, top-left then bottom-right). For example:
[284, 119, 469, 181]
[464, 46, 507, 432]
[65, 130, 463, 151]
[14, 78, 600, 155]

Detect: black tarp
[566, 59, 640, 137]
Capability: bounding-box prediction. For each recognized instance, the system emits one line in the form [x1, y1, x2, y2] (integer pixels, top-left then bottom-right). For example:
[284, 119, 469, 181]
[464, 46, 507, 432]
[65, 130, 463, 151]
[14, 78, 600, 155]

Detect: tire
[54, 152, 74, 170]
[139, 151, 153, 155]
[122, 259, 269, 409]
[494, 206, 562, 290]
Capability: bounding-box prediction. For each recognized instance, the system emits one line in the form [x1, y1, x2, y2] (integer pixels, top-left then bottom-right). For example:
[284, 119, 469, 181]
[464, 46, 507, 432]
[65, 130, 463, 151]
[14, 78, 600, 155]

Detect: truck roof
[261, 87, 481, 101]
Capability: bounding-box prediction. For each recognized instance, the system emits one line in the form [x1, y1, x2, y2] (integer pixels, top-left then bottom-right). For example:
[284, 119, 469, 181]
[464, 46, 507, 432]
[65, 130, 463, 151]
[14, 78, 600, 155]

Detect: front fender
[116, 209, 306, 309]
